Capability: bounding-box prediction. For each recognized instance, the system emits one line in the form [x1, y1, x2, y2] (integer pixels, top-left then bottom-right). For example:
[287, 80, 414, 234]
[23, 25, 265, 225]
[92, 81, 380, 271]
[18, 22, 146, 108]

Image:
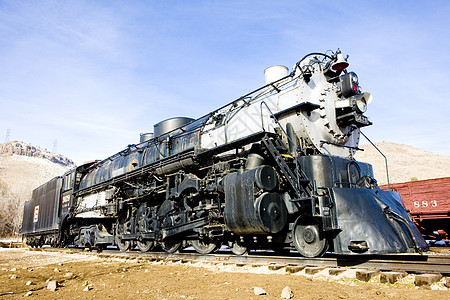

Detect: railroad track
[52, 248, 450, 276]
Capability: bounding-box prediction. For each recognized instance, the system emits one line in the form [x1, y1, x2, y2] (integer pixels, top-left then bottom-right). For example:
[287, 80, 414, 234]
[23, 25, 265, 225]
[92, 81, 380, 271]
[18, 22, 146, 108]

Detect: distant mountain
[0, 142, 72, 235]
[355, 142, 450, 185]
[0, 141, 74, 167]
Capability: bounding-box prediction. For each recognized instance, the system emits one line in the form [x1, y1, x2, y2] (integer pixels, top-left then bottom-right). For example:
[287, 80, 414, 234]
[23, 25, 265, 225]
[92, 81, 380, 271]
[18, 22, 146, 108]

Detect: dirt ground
[0, 248, 448, 299]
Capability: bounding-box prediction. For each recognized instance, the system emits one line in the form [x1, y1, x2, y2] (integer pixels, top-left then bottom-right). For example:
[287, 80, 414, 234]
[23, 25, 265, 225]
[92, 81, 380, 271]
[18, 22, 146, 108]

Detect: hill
[355, 142, 450, 186]
[0, 141, 73, 235]
[0, 141, 74, 167]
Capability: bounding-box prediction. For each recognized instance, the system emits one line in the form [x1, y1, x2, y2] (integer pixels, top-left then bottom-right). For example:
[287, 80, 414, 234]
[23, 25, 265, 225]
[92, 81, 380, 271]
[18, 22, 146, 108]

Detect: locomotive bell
[332, 52, 349, 71]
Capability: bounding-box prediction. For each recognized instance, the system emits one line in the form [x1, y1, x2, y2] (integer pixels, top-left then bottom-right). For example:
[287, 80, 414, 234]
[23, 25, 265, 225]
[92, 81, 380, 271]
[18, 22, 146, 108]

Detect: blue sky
[1, 1, 449, 165]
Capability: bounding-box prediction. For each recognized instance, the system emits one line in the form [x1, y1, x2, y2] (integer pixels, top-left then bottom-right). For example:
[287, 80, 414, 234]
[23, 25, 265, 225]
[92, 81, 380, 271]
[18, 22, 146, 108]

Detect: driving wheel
[191, 237, 222, 255]
[135, 204, 156, 252]
[115, 220, 131, 252]
[161, 238, 182, 253]
[137, 240, 155, 252]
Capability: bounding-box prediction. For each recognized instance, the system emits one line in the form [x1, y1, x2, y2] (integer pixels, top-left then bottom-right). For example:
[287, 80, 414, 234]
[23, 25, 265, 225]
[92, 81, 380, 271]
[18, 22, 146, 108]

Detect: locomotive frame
[22, 50, 428, 257]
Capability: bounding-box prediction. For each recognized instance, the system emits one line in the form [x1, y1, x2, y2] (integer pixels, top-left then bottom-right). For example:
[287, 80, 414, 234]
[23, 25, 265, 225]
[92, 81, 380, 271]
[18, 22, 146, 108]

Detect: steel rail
[73, 249, 450, 275]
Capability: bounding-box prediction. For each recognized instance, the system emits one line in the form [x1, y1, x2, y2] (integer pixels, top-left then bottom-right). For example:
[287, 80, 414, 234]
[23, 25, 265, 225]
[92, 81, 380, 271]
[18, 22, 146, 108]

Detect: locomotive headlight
[335, 92, 373, 128]
[355, 92, 373, 113]
[335, 92, 373, 114]
[354, 94, 368, 113]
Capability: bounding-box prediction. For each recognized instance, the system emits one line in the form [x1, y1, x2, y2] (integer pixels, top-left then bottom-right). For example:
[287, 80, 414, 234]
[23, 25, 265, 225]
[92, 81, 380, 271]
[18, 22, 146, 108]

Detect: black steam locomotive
[22, 50, 428, 257]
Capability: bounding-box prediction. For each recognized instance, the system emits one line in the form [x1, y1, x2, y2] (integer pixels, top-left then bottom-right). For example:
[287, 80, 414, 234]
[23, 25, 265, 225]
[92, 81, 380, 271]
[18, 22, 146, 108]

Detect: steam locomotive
[22, 50, 428, 257]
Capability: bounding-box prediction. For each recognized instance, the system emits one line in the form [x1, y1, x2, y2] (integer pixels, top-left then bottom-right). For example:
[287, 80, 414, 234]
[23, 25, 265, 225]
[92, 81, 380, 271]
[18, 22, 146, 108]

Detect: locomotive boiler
[22, 49, 428, 257]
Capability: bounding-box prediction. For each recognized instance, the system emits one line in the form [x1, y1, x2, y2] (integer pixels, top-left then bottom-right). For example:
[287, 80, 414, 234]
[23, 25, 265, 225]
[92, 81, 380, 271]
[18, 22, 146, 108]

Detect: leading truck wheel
[292, 219, 328, 258]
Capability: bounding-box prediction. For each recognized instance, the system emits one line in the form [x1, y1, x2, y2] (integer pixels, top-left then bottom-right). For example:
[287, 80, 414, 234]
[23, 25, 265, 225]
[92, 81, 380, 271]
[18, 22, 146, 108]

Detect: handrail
[259, 101, 296, 153]
[360, 131, 390, 190]
[260, 101, 304, 194]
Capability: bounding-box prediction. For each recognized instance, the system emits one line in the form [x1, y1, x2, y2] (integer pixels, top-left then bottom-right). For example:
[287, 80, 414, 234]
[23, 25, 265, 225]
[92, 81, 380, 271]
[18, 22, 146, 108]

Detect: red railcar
[380, 177, 450, 243]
